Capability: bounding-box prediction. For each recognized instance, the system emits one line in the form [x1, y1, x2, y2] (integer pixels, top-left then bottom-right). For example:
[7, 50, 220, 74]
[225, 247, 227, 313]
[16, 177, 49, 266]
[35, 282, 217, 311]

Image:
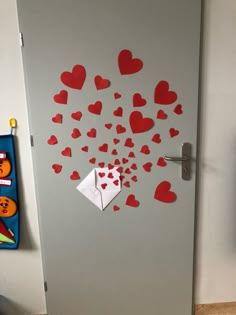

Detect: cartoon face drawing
[0, 196, 17, 217]
[0, 158, 11, 178]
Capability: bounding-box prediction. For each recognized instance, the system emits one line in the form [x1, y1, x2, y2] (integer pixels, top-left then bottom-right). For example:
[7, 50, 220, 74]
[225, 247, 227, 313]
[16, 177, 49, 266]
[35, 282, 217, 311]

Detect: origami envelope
[76, 167, 121, 210]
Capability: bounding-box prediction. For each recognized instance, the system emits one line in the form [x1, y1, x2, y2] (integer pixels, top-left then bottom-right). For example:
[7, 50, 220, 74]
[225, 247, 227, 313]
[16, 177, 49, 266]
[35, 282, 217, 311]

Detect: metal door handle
[164, 143, 191, 180]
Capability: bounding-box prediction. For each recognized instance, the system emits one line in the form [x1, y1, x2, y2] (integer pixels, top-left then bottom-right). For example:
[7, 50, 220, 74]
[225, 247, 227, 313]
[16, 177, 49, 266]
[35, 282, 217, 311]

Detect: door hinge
[44, 281, 48, 292]
[30, 135, 34, 147]
[19, 32, 24, 47]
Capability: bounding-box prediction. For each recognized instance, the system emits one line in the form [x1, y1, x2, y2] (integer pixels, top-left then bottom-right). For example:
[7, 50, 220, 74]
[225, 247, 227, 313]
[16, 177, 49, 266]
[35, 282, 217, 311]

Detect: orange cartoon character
[0, 196, 17, 217]
[0, 158, 11, 178]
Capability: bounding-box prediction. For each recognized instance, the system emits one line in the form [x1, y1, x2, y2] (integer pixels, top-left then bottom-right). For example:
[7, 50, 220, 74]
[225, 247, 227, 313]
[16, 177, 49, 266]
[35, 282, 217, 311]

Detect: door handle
[164, 143, 191, 180]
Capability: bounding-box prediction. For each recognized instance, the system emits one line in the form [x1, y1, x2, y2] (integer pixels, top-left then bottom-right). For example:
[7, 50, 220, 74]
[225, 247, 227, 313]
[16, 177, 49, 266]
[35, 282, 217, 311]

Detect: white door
[17, 1, 201, 314]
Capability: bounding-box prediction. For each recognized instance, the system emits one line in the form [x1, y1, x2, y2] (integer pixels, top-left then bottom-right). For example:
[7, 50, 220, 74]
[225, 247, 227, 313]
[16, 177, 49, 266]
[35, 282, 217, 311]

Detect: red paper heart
[125, 168, 131, 174]
[98, 172, 105, 178]
[52, 113, 63, 123]
[157, 157, 167, 167]
[87, 128, 96, 138]
[81, 146, 89, 152]
[120, 175, 125, 181]
[71, 128, 81, 139]
[47, 135, 58, 145]
[94, 75, 110, 90]
[61, 65, 86, 90]
[157, 110, 168, 120]
[129, 111, 154, 133]
[88, 101, 102, 115]
[105, 123, 112, 129]
[107, 172, 114, 179]
[131, 175, 138, 182]
[152, 134, 161, 144]
[98, 143, 108, 152]
[143, 162, 152, 172]
[114, 159, 120, 165]
[116, 166, 122, 173]
[71, 111, 82, 121]
[111, 149, 118, 155]
[154, 181, 177, 203]
[122, 158, 129, 164]
[154, 80, 177, 105]
[124, 138, 134, 148]
[113, 205, 120, 211]
[113, 107, 123, 117]
[98, 162, 105, 168]
[133, 93, 146, 107]
[70, 171, 80, 180]
[140, 145, 150, 155]
[113, 138, 120, 145]
[114, 92, 121, 99]
[125, 194, 139, 207]
[113, 179, 119, 186]
[169, 128, 179, 138]
[52, 164, 62, 174]
[108, 163, 114, 170]
[101, 183, 107, 190]
[123, 181, 130, 188]
[53, 90, 68, 104]
[130, 163, 137, 170]
[61, 147, 71, 157]
[128, 152, 135, 158]
[174, 104, 183, 115]
[118, 50, 143, 75]
[89, 157, 96, 164]
[116, 124, 126, 134]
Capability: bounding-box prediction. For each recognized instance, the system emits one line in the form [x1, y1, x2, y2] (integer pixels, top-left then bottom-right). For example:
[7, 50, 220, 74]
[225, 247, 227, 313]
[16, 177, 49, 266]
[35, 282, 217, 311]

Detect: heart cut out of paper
[152, 134, 161, 144]
[174, 104, 183, 115]
[71, 111, 82, 121]
[47, 135, 58, 145]
[113, 107, 123, 117]
[118, 49, 143, 75]
[129, 111, 154, 134]
[113, 138, 120, 145]
[169, 128, 179, 138]
[157, 110, 168, 120]
[105, 123, 112, 129]
[154, 181, 177, 203]
[70, 171, 80, 180]
[61, 65, 86, 90]
[89, 157, 96, 164]
[94, 75, 110, 90]
[52, 113, 63, 124]
[114, 92, 121, 99]
[154, 80, 177, 105]
[61, 147, 72, 157]
[98, 143, 108, 152]
[116, 124, 126, 134]
[126, 194, 139, 207]
[87, 128, 97, 138]
[133, 93, 146, 107]
[143, 162, 152, 172]
[113, 205, 120, 211]
[88, 101, 102, 115]
[157, 157, 167, 167]
[71, 128, 81, 139]
[140, 145, 150, 155]
[124, 138, 134, 148]
[53, 90, 68, 104]
[52, 164, 62, 174]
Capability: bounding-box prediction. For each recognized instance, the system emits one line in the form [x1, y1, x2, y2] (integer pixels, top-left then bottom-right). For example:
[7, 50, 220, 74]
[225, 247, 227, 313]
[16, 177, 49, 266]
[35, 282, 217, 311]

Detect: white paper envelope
[76, 167, 121, 210]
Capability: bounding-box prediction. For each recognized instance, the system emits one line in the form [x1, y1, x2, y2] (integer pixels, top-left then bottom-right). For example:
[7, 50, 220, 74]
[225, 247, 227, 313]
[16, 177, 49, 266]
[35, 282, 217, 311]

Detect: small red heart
[107, 172, 114, 179]
[114, 159, 120, 165]
[98, 162, 105, 168]
[174, 104, 183, 115]
[111, 149, 118, 155]
[52, 164, 62, 174]
[81, 146, 89, 152]
[71, 128, 81, 139]
[94, 75, 110, 90]
[53, 90, 68, 104]
[129, 111, 154, 134]
[70, 171, 80, 180]
[143, 162, 152, 172]
[131, 175, 138, 182]
[98, 143, 108, 152]
[61, 147, 72, 157]
[116, 124, 126, 134]
[128, 152, 135, 158]
[122, 158, 129, 164]
[52, 113, 63, 123]
[120, 175, 125, 181]
[89, 157, 96, 164]
[108, 163, 114, 170]
[130, 163, 137, 170]
[114, 92, 121, 99]
[133, 93, 146, 107]
[98, 172, 105, 178]
[113, 205, 120, 211]
[140, 145, 150, 155]
[124, 138, 134, 148]
[113, 179, 119, 186]
[125, 194, 139, 207]
[101, 183, 107, 190]
[61, 65, 86, 90]
[123, 181, 130, 188]
[47, 135, 58, 145]
[71, 111, 82, 121]
[169, 128, 179, 138]
[105, 123, 112, 129]
[116, 166, 122, 173]
[152, 134, 161, 144]
[154, 80, 177, 105]
[87, 128, 96, 138]
[154, 181, 177, 203]
[88, 101, 102, 115]
[125, 168, 131, 174]
[113, 107, 123, 117]
[157, 110, 168, 120]
[113, 138, 120, 145]
[157, 157, 167, 167]
[118, 50, 143, 75]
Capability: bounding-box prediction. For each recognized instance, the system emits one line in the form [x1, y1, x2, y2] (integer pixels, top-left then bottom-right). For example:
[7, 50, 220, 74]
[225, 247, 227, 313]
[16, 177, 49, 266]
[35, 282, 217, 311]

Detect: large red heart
[126, 194, 139, 207]
[118, 49, 143, 75]
[52, 113, 63, 124]
[154, 80, 177, 105]
[129, 111, 154, 134]
[61, 65, 86, 90]
[154, 181, 177, 203]
[47, 135, 58, 145]
[53, 90, 68, 104]
[94, 75, 110, 90]
[52, 164, 62, 174]
[61, 147, 72, 157]
[88, 101, 102, 115]
[133, 93, 146, 107]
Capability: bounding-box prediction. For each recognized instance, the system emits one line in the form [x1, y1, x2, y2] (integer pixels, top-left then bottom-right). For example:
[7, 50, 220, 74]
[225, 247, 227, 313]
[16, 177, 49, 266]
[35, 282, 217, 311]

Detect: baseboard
[195, 302, 236, 314]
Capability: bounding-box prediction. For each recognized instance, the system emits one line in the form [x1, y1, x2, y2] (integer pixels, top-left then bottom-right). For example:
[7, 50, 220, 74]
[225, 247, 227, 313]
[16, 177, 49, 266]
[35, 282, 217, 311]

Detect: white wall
[0, 0, 236, 313]
[0, 0, 46, 314]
